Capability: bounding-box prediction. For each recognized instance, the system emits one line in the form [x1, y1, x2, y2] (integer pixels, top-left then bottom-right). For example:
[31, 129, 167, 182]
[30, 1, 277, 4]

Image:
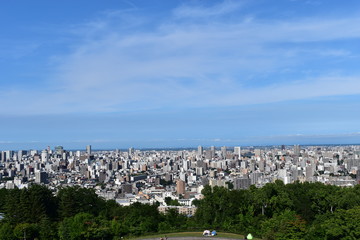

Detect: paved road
[140, 238, 245, 240]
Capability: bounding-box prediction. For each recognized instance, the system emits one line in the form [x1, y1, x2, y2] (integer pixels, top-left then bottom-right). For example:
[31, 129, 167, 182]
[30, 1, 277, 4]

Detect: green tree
[37, 217, 58, 240]
[110, 218, 129, 238]
[321, 206, 360, 239]
[285, 181, 315, 222]
[4, 188, 22, 224]
[58, 212, 111, 240]
[261, 210, 306, 240]
[124, 203, 160, 235]
[0, 188, 8, 213]
[13, 223, 38, 240]
[159, 208, 187, 232]
[308, 182, 339, 215]
[3, 185, 57, 224]
[194, 185, 214, 228]
[0, 222, 15, 240]
[57, 186, 105, 219]
[164, 197, 181, 206]
[28, 184, 57, 222]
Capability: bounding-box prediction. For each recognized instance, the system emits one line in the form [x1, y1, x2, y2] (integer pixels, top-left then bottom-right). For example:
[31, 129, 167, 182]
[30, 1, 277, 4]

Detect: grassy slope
[129, 231, 261, 240]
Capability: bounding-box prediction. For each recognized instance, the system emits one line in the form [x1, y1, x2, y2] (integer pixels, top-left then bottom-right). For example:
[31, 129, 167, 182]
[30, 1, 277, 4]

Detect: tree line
[1, 181, 360, 239]
[195, 181, 360, 239]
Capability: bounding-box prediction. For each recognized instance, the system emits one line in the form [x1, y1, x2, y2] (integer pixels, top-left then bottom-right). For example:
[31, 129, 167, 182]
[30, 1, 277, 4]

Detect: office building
[86, 145, 92, 155]
[176, 179, 186, 195]
[198, 145, 203, 156]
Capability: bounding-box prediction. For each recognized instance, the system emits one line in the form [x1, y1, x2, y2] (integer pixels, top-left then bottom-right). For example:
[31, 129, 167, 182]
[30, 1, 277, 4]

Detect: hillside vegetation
[1, 181, 360, 239]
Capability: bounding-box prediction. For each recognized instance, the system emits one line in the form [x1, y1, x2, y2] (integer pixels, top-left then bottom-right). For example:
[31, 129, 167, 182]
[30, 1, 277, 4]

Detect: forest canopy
[1, 181, 360, 240]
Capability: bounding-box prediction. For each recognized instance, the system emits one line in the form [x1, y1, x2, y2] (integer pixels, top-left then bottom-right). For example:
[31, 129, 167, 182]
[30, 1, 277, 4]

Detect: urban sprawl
[1, 145, 359, 216]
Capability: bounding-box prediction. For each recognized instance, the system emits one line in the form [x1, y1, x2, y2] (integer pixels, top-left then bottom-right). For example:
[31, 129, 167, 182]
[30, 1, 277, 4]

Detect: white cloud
[211, 76, 360, 107]
[2, 2, 360, 115]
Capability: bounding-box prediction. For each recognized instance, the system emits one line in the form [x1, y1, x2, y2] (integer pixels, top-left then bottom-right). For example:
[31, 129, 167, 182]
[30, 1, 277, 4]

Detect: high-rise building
[258, 159, 265, 172]
[35, 171, 48, 184]
[250, 172, 263, 185]
[86, 145, 92, 155]
[182, 159, 190, 171]
[41, 150, 49, 163]
[207, 146, 215, 159]
[306, 164, 315, 182]
[18, 150, 26, 160]
[128, 147, 135, 155]
[234, 177, 251, 190]
[4, 151, 12, 161]
[234, 146, 241, 157]
[294, 145, 301, 156]
[30, 150, 38, 156]
[55, 146, 64, 155]
[122, 184, 132, 194]
[0, 151, 6, 162]
[99, 170, 106, 183]
[221, 146, 227, 159]
[176, 179, 186, 195]
[198, 145, 203, 156]
[254, 149, 261, 157]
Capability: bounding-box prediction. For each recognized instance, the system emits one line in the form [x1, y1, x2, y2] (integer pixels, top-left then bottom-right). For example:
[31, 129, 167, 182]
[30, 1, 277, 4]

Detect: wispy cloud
[174, 132, 360, 146]
[1, 1, 360, 115]
[0, 40, 40, 60]
[173, 0, 243, 19]
[211, 76, 360, 107]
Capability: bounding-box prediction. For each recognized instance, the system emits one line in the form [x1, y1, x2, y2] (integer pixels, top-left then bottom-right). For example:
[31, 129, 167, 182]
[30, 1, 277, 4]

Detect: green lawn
[129, 231, 262, 239]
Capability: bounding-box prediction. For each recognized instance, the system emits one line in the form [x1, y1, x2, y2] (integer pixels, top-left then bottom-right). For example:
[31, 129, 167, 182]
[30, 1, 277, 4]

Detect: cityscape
[2, 144, 360, 216]
[2, 0, 360, 239]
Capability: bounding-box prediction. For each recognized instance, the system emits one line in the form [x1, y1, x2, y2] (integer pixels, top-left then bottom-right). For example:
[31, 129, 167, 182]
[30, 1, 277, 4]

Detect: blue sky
[1, 0, 360, 150]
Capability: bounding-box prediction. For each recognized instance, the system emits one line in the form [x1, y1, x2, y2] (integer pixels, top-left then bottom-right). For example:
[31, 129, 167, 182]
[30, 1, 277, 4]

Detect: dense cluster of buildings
[1, 144, 360, 215]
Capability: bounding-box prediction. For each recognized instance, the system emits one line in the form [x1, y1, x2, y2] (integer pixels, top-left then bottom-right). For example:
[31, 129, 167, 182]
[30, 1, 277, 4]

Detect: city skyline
[1, 0, 360, 149]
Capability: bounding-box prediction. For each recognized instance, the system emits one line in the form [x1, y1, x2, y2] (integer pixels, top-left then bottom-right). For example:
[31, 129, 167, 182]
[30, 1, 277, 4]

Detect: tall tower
[86, 145, 92, 155]
[18, 150, 24, 160]
[128, 147, 134, 155]
[198, 145, 203, 156]
[294, 145, 301, 156]
[4, 151, 12, 161]
[210, 146, 215, 159]
[234, 146, 241, 157]
[221, 146, 227, 159]
[1, 151, 6, 162]
[183, 159, 190, 171]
